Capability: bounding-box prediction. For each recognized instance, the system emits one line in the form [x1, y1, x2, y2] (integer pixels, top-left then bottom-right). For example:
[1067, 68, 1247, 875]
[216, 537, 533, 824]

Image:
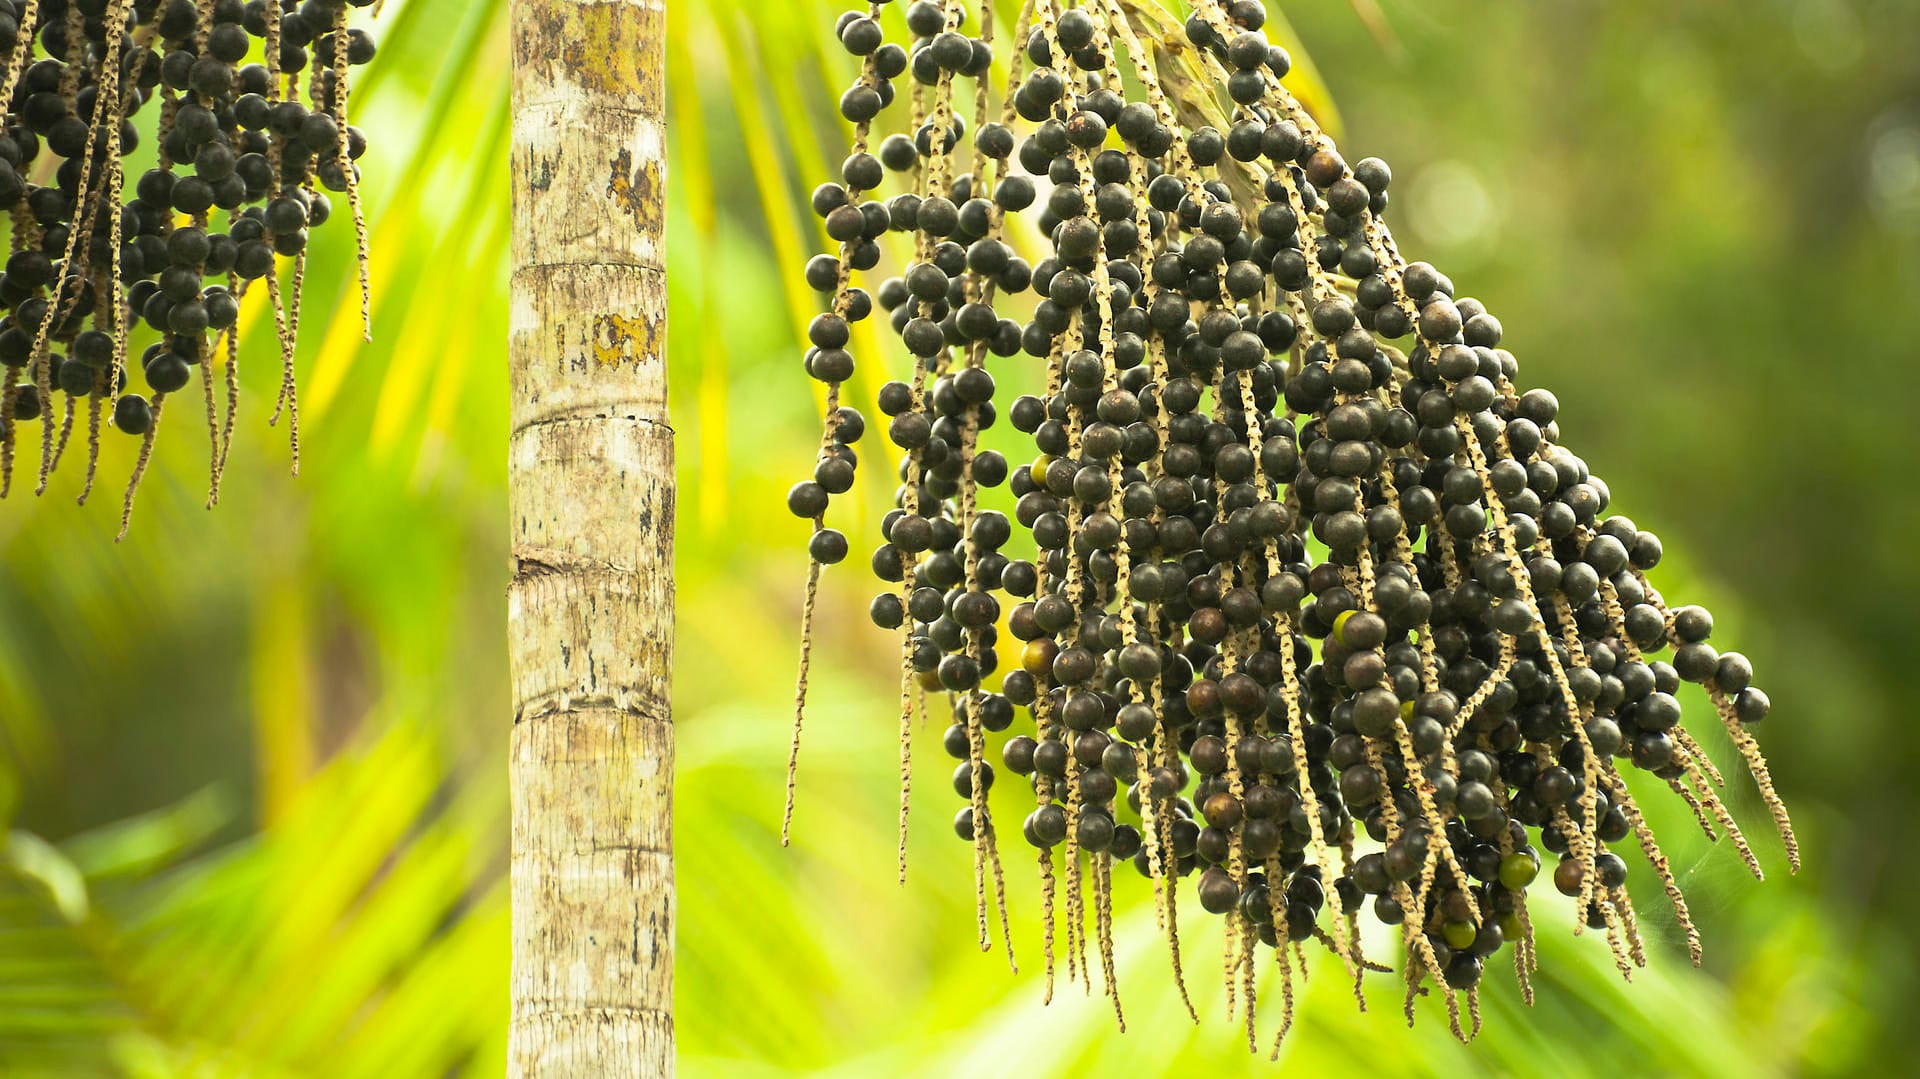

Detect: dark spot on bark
[605, 148, 664, 238]
[524, 147, 555, 193]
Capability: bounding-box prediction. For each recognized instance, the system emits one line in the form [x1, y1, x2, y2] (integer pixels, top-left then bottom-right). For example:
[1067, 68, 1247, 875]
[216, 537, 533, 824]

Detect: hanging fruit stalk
[784, 0, 1792, 1052]
[0, 0, 377, 534]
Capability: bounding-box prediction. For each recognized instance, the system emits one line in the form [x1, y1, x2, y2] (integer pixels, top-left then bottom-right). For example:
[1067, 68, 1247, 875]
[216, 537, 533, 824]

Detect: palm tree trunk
[508, 1, 672, 1074]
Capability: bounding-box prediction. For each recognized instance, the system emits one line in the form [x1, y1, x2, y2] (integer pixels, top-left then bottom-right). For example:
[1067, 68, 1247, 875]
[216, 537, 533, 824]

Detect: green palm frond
[0, 719, 503, 1078]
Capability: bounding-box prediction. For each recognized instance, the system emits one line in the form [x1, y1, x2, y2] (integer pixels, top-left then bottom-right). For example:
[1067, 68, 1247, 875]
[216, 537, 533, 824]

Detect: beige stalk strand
[1093, 855, 1125, 1030]
[1039, 848, 1058, 1002]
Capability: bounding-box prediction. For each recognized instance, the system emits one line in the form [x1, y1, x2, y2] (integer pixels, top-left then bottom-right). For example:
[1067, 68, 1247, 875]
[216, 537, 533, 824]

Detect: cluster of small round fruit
[0, 0, 374, 533]
[785, 0, 1792, 1049]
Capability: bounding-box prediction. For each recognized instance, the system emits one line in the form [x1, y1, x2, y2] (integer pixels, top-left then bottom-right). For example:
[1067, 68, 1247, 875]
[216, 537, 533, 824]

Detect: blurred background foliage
[0, 0, 1914, 1075]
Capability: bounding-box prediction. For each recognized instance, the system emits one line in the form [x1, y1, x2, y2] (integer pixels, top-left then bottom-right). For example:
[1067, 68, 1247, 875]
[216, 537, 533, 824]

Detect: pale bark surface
[509, 0, 671, 1075]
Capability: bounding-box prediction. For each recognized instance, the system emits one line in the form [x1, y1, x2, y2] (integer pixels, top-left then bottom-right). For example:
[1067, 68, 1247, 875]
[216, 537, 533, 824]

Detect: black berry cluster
[0, 0, 375, 534]
[785, 0, 1793, 1049]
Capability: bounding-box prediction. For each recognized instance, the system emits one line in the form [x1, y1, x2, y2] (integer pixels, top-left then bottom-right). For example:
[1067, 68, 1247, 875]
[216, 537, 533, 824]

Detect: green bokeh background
[2, 0, 1915, 1075]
